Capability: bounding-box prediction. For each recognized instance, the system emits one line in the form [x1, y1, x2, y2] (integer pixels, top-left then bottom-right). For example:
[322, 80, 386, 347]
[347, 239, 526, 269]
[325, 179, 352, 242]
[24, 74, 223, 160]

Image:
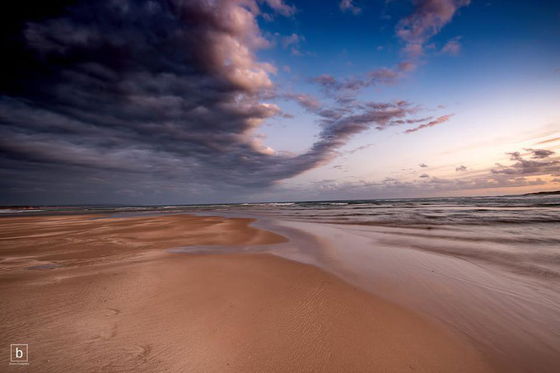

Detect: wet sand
[0, 214, 492, 372]
[265, 220, 560, 372]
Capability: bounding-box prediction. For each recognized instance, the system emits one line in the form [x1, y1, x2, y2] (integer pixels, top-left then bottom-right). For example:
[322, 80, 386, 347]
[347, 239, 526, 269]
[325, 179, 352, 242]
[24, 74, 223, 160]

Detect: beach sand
[0, 214, 492, 372]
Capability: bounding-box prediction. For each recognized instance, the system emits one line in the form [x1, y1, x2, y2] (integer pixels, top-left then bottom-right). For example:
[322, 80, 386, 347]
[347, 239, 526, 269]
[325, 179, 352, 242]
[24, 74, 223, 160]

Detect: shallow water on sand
[156, 195, 560, 282]
[175, 196, 560, 372]
[260, 220, 560, 372]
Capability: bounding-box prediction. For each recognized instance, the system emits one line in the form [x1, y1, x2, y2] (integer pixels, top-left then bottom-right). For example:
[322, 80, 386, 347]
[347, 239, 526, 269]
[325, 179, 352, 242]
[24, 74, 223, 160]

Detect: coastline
[0, 213, 492, 372]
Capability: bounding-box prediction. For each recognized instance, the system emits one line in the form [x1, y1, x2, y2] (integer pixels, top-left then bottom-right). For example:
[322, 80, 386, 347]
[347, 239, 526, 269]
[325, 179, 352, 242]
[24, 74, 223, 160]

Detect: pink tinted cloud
[340, 0, 362, 15]
[396, 0, 470, 57]
[262, 0, 296, 16]
[402, 43, 424, 58]
[441, 38, 462, 55]
[404, 114, 453, 133]
[398, 61, 417, 72]
[281, 33, 305, 55]
[284, 93, 322, 111]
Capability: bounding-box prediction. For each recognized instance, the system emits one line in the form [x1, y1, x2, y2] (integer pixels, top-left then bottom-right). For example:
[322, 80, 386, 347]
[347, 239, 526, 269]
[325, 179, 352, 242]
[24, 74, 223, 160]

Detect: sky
[0, 0, 559, 205]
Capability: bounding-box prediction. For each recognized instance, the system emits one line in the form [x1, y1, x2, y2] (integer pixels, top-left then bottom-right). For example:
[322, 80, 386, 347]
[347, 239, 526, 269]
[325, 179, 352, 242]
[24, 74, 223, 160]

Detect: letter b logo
[10, 344, 29, 364]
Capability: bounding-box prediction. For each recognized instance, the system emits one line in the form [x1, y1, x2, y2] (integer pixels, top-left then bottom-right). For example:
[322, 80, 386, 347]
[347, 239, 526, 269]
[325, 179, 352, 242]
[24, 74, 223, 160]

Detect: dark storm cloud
[0, 0, 451, 204]
[0, 0, 290, 201]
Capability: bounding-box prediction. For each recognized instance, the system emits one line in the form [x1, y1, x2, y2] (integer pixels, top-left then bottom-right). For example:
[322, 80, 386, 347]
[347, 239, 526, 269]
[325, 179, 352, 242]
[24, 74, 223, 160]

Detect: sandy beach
[0, 214, 493, 372]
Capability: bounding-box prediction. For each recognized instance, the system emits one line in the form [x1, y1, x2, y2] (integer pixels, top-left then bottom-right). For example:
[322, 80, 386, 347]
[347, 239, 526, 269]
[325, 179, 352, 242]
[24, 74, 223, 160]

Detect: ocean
[3, 195, 560, 278]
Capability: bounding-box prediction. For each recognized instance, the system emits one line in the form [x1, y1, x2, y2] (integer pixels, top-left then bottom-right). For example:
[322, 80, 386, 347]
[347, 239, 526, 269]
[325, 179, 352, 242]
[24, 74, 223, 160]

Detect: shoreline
[0, 213, 493, 372]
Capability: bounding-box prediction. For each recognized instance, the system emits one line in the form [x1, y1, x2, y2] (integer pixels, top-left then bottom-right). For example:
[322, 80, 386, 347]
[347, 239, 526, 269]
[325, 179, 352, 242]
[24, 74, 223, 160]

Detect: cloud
[282, 33, 302, 48]
[283, 93, 322, 111]
[340, 0, 362, 15]
[279, 146, 560, 201]
[396, 0, 471, 57]
[492, 152, 560, 176]
[262, 0, 296, 16]
[524, 148, 555, 159]
[535, 137, 560, 145]
[0, 0, 449, 204]
[347, 143, 375, 154]
[441, 37, 462, 55]
[492, 150, 559, 176]
[281, 33, 305, 55]
[311, 74, 339, 90]
[297, 167, 555, 201]
[296, 100, 437, 165]
[397, 61, 417, 72]
[311, 62, 414, 98]
[456, 165, 467, 171]
[0, 0, 320, 201]
[319, 100, 423, 131]
[404, 114, 453, 133]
